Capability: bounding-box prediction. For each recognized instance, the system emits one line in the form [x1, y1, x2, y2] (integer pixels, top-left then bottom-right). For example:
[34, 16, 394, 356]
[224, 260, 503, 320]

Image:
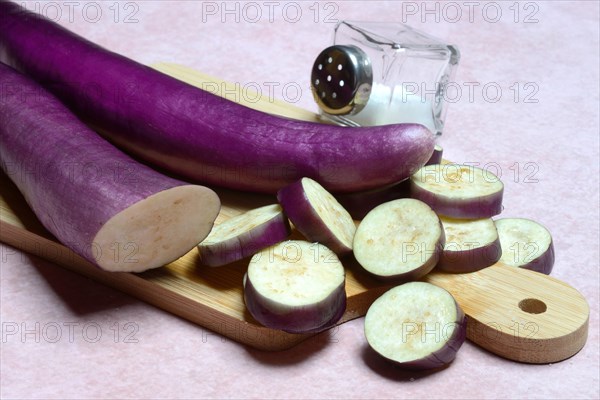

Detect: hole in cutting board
[518, 298, 547, 314]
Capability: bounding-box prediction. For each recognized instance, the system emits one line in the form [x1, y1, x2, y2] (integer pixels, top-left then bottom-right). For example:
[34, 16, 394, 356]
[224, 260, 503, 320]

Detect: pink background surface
[1, 1, 599, 398]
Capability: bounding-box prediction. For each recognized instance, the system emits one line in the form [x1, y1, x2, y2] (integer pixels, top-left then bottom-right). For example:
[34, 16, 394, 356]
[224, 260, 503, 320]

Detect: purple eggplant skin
[495, 218, 555, 275]
[0, 2, 435, 194]
[521, 241, 554, 275]
[243, 274, 347, 334]
[437, 238, 502, 273]
[0, 62, 220, 271]
[199, 211, 291, 267]
[277, 178, 354, 255]
[506, 239, 554, 275]
[334, 180, 411, 220]
[410, 182, 504, 219]
[384, 304, 467, 370]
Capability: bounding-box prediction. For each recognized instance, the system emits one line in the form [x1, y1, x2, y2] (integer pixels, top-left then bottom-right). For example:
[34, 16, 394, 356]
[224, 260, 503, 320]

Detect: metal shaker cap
[311, 45, 373, 116]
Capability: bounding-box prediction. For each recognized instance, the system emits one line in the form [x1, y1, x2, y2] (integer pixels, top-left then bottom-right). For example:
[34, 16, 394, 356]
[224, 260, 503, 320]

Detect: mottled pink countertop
[1, 1, 599, 399]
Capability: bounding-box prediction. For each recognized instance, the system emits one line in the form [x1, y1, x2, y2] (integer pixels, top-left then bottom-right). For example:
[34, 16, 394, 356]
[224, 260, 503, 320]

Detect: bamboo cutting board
[0, 63, 589, 363]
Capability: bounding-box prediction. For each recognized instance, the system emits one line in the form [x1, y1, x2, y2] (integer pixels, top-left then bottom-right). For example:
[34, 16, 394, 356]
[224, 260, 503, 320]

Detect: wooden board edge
[465, 313, 589, 364]
[425, 264, 590, 363]
[0, 221, 316, 350]
[1, 218, 384, 350]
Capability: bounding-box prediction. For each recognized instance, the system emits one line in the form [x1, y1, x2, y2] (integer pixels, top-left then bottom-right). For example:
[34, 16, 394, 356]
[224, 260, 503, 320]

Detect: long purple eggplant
[0, 62, 220, 272]
[0, 1, 435, 194]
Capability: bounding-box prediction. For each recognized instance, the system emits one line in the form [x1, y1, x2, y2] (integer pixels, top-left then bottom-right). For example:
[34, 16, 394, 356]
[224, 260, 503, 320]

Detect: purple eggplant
[0, 1, 435, 194]
[0, 62, 220, 272]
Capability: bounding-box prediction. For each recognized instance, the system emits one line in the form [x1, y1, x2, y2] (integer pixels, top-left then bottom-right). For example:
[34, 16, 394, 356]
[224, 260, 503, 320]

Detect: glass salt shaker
[311, 21, 460, 135]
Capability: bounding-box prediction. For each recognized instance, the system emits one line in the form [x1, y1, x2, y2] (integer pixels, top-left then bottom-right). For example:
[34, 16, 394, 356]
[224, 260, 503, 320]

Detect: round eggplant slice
[438, 217, 502, 273]
[495, 218, 555, 275]
[277, 178, 356, 256]
[198, 204, 291, 267]
[364, 282, 467, 370]
[353, 198, 444, 281]
[410, 164, 504, 219]
[244, 240, 346, 333]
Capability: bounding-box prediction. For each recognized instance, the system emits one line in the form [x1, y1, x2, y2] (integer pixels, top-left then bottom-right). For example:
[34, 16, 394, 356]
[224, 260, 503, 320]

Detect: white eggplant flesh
[198, 204, 291, 267]
[243, 240, 346, 333]
[353, 199, 444, 281]
[364, 282, 467, 370]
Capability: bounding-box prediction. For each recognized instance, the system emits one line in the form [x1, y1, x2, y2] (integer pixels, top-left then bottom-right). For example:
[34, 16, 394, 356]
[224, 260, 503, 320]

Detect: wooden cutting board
[0, 63, 589, 363]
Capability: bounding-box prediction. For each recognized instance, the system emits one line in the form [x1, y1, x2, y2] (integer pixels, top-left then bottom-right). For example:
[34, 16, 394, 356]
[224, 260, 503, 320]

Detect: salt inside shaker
[311, 21, 460, 135]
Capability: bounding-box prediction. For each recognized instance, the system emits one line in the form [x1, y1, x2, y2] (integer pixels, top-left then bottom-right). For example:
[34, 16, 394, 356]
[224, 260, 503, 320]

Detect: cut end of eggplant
[92, 185, 220, 272]
[495, 218, 555, 275]
[438, 217, 502, 273]
[244, 240, 346, 333]
[198, 204, 291, 267]
[278, 178, 356, 255]
[353, 199, 444, 281]
[364, 282, 467, 370]
[410, 164, 504, 219]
